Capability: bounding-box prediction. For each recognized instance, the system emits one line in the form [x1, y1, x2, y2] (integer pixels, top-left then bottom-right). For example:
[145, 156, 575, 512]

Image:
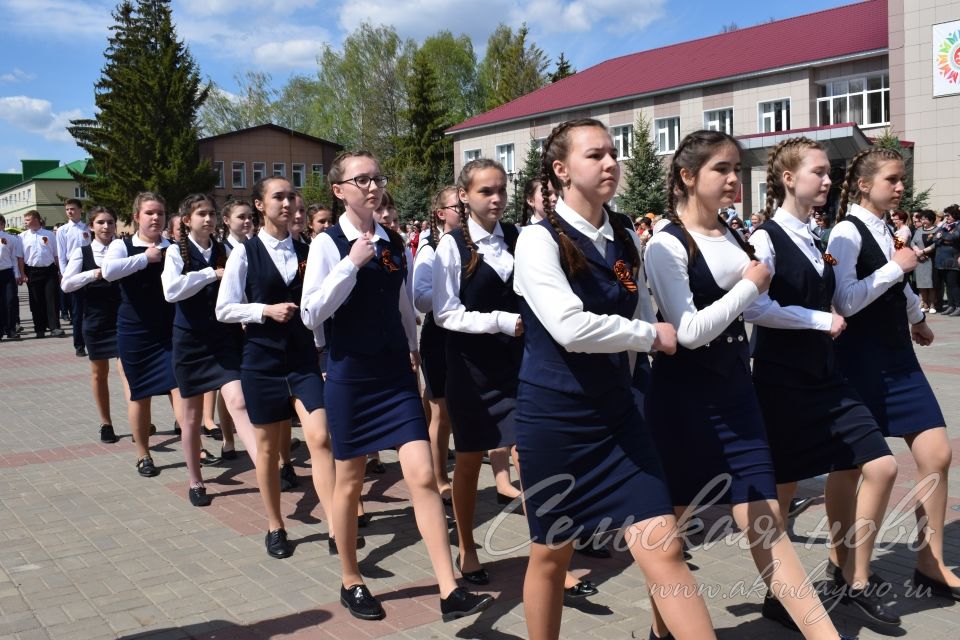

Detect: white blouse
[826, 204, 924, 324]
[744, 207, 833, 331]
[61, 239, 110, 293]
[299, 216, 417, 352]
[433, 217, 520, 336]
[513, 197, 657, 353]
[644, 220, 758, 349]
[161, 237, 218, 303]
[102, 235, 171, 281]
[412, 241, 439, 315]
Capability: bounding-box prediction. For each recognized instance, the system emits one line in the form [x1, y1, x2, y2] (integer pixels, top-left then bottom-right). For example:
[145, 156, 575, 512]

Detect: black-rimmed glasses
[335, 174, 388, 189]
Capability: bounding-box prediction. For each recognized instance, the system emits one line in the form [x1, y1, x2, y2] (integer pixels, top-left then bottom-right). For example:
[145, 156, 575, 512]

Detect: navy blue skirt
[172, 325, 241, 398]
[83, 325, 118, 361]
[325, 350, 428, 460]
[445, 341, 518, 453]
[241, 365, 324, 425]
[117, 323, 176, 401]
[754, 361, 892, 484]
[646, 368, 778, 507]
[517, 382, 674, 544]
[836, 337, 945, 438]
[419, 317, 447, 400]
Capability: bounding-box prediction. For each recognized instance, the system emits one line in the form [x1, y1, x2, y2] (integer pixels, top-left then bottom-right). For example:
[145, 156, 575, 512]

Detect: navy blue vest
[518, 215, 636, 397]
[80, 244, 120, 332]
[446, 223, 522, 368]
[840, 216, 911, 349]
[323, 224, 408, 358]
[652, 223, 750, 381]
[753, 220, 836, 377]
[173, 239, 226, 331]
[117, 237, 173, 333]
[242, 236, 315, 371]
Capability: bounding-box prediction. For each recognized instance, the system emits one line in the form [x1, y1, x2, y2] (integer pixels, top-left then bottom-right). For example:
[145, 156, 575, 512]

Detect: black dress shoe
[366, 458, 386, 474]
[497, 492, 521, 505]
[5, 332, 20, 341]
[99, 424, 118, 443]
[220, 446, 237, 461]
[328, 536, 366, 555]
[357, 513, 370, 528]
[841, 584, 900, 625]
[279, 463, 298, 491]
[830, 561, 892, 591]
[174, 421, 181, 436]
[265, 528, 292, 559]
[456, 554, 489, 585]
[201, 425, 223, 440]
[788, 495, 815, 518]
[35, 331, 45, 339]
[188, 486, 211, 507]
[440, 587, 494, 622]
[761, 592, 799, 632]
[136, 456, 158, 478]
[199, 448, 222, 467]
[913, 569, 960, 601]
[648, 629, 675, 640]
[340, 583, 385, 620]
[75, 346, 87, 357]
[563, 580, 599, 604]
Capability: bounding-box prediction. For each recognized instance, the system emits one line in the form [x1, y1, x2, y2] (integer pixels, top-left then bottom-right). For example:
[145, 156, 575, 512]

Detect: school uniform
[644, 221, 777, 506]
[21, 227, 61, 336]
[57, 220, 92, 350]
[0, 230, 21, 338]
[61, 240, 121, 360]
[215, 230, 324, 424]
[412, 233, 449, 400]
[828, 204, 945, 437]
[746, 209, 891, 483]
[513, 201, 673, 543]
[162, 238, 242, 399]
[300, 217, 426, 461]
[433, 218, 521, 453]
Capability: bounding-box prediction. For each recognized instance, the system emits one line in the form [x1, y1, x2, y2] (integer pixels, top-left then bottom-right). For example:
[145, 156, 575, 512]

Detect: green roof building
[0, 159, 95, 228]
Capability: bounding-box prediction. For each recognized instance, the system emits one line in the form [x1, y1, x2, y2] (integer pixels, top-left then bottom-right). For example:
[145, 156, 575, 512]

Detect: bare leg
[281, 421, 293, 465]
[840, 456, 898, 588]
[824, 471, 857, 570]
[333, 456, 366, 588]
[202, 390, 218, 430]
[179, 393, 205, 487]
[777, 482, 797, 525]
[906, 427, 959, 586]
[129, 397, 152, 459]
[452, 451, 484, 574]
[217, 391, 236, 448]
[296, 400, 335, 533]
[220, 381, 257, 460]
[90, 359, 112, 425]
[490, 446, 521, 499]
[253, 421, 286, 532]
[524, 542, 574, 640]
[426, 397, 452, 496]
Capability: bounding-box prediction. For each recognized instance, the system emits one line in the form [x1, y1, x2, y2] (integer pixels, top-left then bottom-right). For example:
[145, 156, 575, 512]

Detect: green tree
[478, 24, 548, 111]
[506, 138, 543, 222]
[69, 0, 213, 222]
[301, 171, 332, 208]
[199, 70, 276, 135]
[418, 31, 481, 123]
[872, 129, 932, 211]
[549, 53, 576, 83]
[616, 114, 667, 216]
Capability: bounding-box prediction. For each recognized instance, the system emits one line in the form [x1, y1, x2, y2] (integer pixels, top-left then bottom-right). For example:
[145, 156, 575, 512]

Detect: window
[73, 187, 87, 199]
[213, 161, 224, 188]
[252, 162, 266, 183]
[463, 148, 481, 163]
[704, 108, 734, 135]
[759, 99, 790, 133]
[292, 164, 305, 188]
[655, 117, 680, 154]
[311, 164, 323, 177]
[817, 74, 889, 127]
[530, 138, 546, 154]
[231, 161, 245, 188]
[611, 125, 633, 159]
[496, 144, 515, 173]
[758, 183, 767, 209]
[272, 163, 286, 178]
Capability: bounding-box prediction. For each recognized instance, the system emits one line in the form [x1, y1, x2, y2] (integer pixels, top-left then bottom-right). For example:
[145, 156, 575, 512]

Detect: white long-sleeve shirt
[644, 220, 759, 349]
[56, 220, 90, 271]
[412, 241, 440, 315]
[432, 217, 520, 336]
[299, 217, 415, 351]
[0, 231, 22, 277]
[826, 204, 924, 324]
[514, 197, 657, 353]
[744, 208, 833, 331]
[161, 237, 218, 303]
[61, 239, 110, 293]
[102, 235, 171, 281]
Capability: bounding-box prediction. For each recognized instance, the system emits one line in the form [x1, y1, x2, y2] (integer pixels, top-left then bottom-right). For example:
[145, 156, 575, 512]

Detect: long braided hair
[178, 194, 217, 274]
[836, 147, 904, 221]
[666, 129, 756, 261]
[763, 137, 825, 218]
[457, 158, 505, 278]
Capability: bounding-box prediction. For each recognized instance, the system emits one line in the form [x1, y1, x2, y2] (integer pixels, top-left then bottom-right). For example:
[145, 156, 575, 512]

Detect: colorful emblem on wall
[933, 22, 960, 97]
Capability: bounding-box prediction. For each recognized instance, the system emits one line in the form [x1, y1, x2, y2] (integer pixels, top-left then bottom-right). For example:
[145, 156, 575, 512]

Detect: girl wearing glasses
[301, 152, 493, 623]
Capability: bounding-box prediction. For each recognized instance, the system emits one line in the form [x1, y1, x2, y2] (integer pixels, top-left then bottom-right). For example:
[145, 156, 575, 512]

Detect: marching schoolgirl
[61, 206, 125, 444]
[412, 185, 460, 499]
[222, 200, 255, 252]
[512, 119, 713, 640]
[102, 193, 182, 477]
[301, 151, 493, 622]
[307, 204, 334, 238]
[644, 130, 855, 640]
[748, 138, 899, 626]
[827, 147, 958, 600]
[215, 176, 336, 559]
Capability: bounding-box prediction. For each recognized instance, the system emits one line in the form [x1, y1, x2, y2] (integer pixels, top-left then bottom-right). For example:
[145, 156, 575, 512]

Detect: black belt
[24, 264, 56, 271]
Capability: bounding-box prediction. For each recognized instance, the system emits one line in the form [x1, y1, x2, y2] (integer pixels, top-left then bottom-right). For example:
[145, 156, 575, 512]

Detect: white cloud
[252, 39, 328, 68]
[176, 0, 318, 17]
[4, 0, 112, 38]
[0, 69, 36, 83]
[0, 96, 84, 143]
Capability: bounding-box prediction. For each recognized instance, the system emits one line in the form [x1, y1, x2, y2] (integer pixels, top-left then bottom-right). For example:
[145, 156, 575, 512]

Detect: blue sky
[0, 0, 851, 174]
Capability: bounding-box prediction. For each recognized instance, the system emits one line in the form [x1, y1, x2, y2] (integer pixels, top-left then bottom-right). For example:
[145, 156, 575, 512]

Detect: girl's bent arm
[215, 244, 266, 324]
[828, 220, 907, 316]
[161, 249, 217, 303]
[300, 234, 359, 329]
[101, 239, 145, 281]
[60, 247, 96, 293]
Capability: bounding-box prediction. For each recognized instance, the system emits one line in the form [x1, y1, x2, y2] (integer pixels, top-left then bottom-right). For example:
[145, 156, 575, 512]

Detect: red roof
[448, 0, 887, 134]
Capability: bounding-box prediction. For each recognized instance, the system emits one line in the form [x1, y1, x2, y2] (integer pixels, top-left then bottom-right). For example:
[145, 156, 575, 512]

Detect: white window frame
[231, 161, 246, 189]
[611, 125, 633, 159]
[816, 73, 889, 128]
[311, 164, 323, 177]
[73, 187, 87, 199]
[496, 143, 515, 174]
[654, 117, 680, 155]
[213, 161, 224, 188]
[703, 107, 734, 135]
[292, 163, 305, 188]
[758, 182, 767, 209]
[272, 163, 286, 178]
[252, 162, 266, 183]
[463, 148, 481, 164]
[758, 98, 791, 133]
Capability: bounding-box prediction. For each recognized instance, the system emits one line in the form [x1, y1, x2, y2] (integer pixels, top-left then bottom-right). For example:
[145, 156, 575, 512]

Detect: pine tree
[871, 130, 932, 211]
[616, 114, 667, 216]
[506, 139, 543, 222]
[550, 53, 576, 83]
[68, 0, 214, 222]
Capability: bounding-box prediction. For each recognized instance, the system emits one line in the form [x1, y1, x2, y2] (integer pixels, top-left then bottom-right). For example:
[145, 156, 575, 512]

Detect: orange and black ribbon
[297, 259, 308, 280]
[823, 252, 838, 266]
[893, 236, 905, 251]
[613, 259, 638, 293]
[0, 238, 6, 245]
[381, 249, 400, 273]
[42, 236, 48, 244]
